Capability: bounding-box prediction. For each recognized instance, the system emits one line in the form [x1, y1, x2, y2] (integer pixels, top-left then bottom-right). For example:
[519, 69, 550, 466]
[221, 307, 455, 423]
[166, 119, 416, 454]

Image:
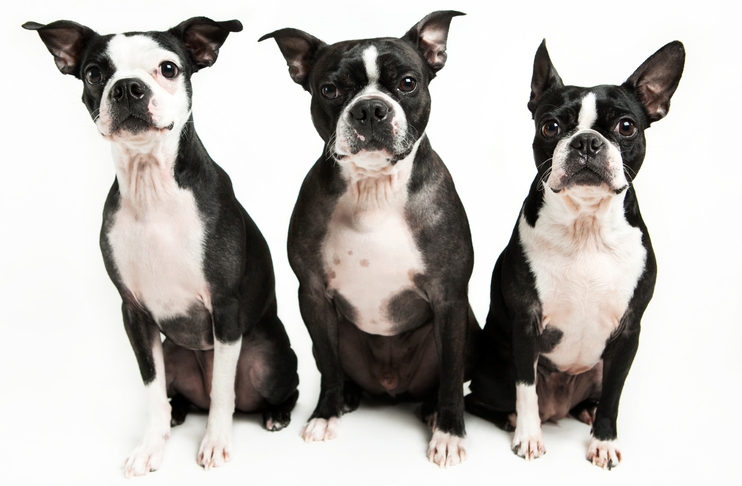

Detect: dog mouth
[109, 114, 174, 135]
[551, 166, 627, 194]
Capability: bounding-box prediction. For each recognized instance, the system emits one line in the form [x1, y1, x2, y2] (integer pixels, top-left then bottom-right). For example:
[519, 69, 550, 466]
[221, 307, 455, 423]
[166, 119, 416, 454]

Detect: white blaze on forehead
[106, 34, 181, 75]
[362, 45, 380, 85]
[578, 92, 598, 130]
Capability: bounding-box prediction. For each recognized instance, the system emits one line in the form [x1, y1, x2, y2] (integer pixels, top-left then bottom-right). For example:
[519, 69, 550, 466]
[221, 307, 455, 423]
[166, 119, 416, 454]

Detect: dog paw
[263, 410, 291, 432]
[197, 429, 232, 470]
[300, 417, 340, 442]
[123, 435, 168, 478]
[427, 431, 467, 467]
[586, 437, 621, 470]
[512, 427, 545, 460]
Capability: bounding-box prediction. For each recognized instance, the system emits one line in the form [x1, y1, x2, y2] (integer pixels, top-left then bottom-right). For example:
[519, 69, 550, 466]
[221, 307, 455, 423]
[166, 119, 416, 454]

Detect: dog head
[24, 17, 241, 148]
[260, 11, 463, 168]
[528, 40, 684, 197]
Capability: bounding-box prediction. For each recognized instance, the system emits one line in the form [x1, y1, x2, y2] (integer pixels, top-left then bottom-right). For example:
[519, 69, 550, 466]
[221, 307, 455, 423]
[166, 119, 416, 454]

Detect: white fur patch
[198, 339, 242, 470]
[520, 187, 646, 374]
[301, 417, 341, 442]
[578, 92, 598, 129]
[427, 431, 467, 467]
[362, 45, 379, 85]
[512, 383, 545, 460]
[124, 338, 171, 478]
[587, 437, 622, 469]
[107, 158, 210, 325]
[322, 141, 425, 336]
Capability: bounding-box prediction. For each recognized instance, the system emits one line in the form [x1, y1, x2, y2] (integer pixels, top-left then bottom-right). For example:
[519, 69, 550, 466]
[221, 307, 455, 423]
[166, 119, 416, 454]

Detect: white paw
[198, 429, 232, 470]
[512, 426, 545, 460]
[427, 431, 467, 467]
[300, 417, 340, 442]
[123, 434, 168, 478]
[587, 437, 621, 470]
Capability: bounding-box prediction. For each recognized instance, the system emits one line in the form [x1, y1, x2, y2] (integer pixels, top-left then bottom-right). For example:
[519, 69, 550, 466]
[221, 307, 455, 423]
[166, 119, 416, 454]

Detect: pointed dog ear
[623, 41, 685, 124]
[259, 28, 326, 89]
[401, 10, 464, 75]
[169, 17, 243, 71]
[23, 20, 98, 77]
[528, 39, 564, 116]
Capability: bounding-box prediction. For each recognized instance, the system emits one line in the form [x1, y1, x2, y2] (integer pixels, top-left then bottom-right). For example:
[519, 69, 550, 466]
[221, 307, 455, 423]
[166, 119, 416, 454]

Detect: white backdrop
[2, 1, 739, 484]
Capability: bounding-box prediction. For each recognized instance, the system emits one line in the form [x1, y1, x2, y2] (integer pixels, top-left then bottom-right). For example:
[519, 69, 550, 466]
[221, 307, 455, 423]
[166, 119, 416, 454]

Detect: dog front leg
[298, 283, 344, 442]
[511, 312, 544, 460]
[199, 298, 242, 470]
[427, 294, 468, 467]
[587, 315, 640, 470]
[121, 303, 171, 478]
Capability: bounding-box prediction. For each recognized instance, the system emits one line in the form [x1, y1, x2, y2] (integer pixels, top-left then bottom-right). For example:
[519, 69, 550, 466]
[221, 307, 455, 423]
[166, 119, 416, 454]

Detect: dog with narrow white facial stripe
[466, 40, 684, 469]
[260, 11, 479, 467]
[24, 18, 299, 477]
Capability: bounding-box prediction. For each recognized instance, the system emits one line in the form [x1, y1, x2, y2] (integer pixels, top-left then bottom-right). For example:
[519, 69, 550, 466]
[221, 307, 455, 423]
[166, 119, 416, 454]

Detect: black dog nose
[570, 133, 604, 157]
[350, 99, 390, 124]
[110, 78, 148, 102]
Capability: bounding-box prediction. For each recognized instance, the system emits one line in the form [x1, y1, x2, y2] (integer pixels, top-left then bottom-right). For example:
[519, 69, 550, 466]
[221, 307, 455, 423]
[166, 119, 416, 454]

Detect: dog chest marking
[520, 189, 646, 373]
[323, 147, 426, 336]
[107, 153, 211, 334]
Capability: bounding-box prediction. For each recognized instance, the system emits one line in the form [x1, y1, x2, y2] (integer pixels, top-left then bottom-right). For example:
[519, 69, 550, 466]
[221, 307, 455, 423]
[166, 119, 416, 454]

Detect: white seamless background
[2, 1, 739, 484]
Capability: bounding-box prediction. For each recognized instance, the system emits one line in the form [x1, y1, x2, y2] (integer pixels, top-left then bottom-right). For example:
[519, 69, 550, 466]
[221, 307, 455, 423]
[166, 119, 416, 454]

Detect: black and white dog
[466, 40, 684, 468]
[260, 11, 479, 466]
[24, 18, 299, 476]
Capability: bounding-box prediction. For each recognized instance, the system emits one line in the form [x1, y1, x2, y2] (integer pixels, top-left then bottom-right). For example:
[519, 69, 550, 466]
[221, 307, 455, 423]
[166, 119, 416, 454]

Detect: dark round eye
[541, 120, 561, 138]
[616, 119, 637, 137]
[398, 76, 417, 93]
[159, 61, 179, 79]
[85, 66, 103, 85]
[321, 84, 339, 99]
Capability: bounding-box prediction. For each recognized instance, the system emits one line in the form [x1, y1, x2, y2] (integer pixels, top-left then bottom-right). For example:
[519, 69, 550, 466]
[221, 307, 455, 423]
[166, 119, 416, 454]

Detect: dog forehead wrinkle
[362, 45, 380, 85]
[577, 92, 598, 130]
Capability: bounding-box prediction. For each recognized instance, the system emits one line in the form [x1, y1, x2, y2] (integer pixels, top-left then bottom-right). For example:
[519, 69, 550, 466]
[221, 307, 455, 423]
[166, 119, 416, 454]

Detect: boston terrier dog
[260, 11, 479, 467]
[24, 18, 299, 476]
[465, 40, 684, 469]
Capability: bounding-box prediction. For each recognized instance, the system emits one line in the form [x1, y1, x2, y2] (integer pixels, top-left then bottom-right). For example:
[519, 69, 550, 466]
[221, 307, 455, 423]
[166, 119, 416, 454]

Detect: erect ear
[401, 10, 464, 75]
[623, 41, 685, 124]
[169, 17, 243, 72]
[528, 39, 564, 116]
[23, 20, 98, 77]
[258, 28, 325, 89]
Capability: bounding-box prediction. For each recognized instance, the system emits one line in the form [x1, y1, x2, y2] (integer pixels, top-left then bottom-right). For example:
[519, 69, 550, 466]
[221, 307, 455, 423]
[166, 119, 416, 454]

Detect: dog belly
[536, 361, 602, 422]
[323, 209, 427, 336]
[164, 338, 273, 412]
[337, 319, 438, 397]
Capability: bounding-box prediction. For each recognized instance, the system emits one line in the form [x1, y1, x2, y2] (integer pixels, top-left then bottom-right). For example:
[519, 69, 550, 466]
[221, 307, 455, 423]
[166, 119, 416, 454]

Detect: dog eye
[159, 62, 179, 79]
[398, 77, 417, 93]
[321, 84, 339, 99]
[616, 119, 637, 137]
[541, 120, 561, 138]
[85, 67, 103, 85]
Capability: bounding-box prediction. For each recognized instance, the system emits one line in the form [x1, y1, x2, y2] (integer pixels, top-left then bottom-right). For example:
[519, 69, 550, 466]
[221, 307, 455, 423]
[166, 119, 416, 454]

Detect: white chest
[519, 191, 646, 374]
[323, 151, 425, 336]
[107, 159, 210, 324]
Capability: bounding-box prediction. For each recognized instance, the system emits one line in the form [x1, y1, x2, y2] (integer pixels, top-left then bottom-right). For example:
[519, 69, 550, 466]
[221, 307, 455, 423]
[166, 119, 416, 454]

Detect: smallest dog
[466, 40, 684, 469]
[24, 17, 299, 476]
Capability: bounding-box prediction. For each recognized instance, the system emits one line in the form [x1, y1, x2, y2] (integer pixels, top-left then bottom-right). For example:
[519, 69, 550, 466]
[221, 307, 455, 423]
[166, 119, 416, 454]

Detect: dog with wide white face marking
[260, 11, 479, 467]
[24, 18, 299, 476]
[466, 40, 684, 469]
